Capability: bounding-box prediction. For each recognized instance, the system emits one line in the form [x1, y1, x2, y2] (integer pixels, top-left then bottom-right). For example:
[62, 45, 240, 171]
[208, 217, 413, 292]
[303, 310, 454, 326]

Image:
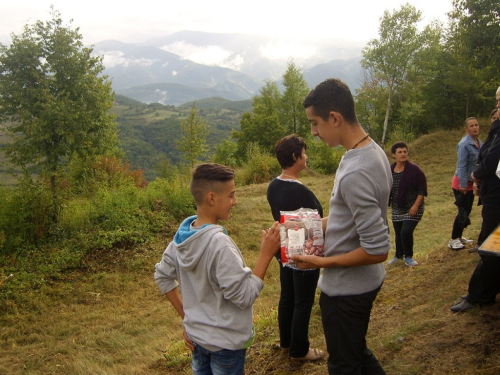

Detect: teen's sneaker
[404, 257, 418, 267]
[460, 238, 474, 245]
[448, 239, 465, 250]
[387, 257, 399, 265]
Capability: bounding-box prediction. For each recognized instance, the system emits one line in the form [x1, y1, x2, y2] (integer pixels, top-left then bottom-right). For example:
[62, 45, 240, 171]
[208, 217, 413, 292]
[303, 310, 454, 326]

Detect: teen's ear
[329, 111, 341, 127]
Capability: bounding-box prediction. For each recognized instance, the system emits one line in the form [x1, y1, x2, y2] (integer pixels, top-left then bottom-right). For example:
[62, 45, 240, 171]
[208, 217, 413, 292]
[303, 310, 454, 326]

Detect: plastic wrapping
[279, 208, 324, 269]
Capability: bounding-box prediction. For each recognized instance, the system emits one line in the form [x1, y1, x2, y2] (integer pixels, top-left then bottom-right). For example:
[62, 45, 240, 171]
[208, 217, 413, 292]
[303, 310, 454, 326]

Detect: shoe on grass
[468, 245, 479, 253]
[450, 299, 475, 312]
[448, 238, 465, 250]
[291, 348, 325, 361]
[404, 257, 418, 266]
[460, 237, 474, 244]
[387, 257, 399, 265]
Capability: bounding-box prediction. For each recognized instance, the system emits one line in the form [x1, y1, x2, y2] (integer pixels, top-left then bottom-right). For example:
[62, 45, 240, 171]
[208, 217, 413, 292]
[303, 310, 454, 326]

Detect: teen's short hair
[190, 163, 235, 205]
[391, 141, 408, 154]
[275, 134, 306, 169]
[303, 78, 357, 124]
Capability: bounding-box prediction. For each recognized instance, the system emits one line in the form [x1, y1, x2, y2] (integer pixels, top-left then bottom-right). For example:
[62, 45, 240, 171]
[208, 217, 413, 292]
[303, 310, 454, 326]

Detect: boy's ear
[206, 191, 216, 206]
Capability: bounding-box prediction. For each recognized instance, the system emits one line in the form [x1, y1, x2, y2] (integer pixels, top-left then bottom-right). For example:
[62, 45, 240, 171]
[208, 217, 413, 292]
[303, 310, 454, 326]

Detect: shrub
[0, 178, 56, 252]
[238, 143, 281, 185]
[306, 139, 343, 175]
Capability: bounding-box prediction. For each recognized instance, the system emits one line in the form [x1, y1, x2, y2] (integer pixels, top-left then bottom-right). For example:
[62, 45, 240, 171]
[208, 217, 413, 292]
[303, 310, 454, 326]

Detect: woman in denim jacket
[448, 117, 483, 250]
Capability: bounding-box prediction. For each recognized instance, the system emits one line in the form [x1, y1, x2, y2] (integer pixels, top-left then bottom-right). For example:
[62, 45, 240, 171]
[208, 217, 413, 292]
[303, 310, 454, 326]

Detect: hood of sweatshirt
[172, 215, 228, 272]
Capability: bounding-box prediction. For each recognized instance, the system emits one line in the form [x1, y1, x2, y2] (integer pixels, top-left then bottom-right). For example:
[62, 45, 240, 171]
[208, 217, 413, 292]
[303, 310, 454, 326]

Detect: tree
[361, 4, 424, 145]
[176, 103, 209, 168]
[0, 8, 118, 191]
[444, 0, 500, 116]
[212, 139, 237, 167]
[231, 80, 284, 159]
[281, 60, 310, 137]
[232, 62, 310, 160]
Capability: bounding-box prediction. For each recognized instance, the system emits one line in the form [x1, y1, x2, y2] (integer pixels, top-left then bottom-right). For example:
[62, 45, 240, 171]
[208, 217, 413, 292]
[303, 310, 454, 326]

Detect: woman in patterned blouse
[387, 141, 427, 267]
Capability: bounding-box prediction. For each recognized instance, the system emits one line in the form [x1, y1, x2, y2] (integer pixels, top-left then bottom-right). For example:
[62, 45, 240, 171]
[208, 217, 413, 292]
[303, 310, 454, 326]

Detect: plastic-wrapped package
[279, 208, 324, 269]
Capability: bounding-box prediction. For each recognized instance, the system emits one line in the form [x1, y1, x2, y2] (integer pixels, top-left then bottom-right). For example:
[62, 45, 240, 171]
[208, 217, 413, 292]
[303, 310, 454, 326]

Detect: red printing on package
[279, 208, 324, 269]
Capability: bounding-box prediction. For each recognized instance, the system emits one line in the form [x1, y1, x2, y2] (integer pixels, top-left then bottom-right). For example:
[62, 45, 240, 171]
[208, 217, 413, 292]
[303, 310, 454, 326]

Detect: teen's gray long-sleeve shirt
[319, 140, 393, 297]
[154, 216, 264, 351]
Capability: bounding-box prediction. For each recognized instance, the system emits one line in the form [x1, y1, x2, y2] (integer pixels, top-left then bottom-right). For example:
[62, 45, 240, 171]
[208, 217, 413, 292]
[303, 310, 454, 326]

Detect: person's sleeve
[154, 242, 180, 295]
[474, 131, 500, 180]
[456, 142, 469, 188]
[340, 172, 391, 256]
[211, 236, 264, 310]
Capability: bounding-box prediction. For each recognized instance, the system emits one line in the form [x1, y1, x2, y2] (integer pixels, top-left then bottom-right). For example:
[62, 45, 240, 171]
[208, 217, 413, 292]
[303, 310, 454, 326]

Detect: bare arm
[165, 287, 184, 318]
[253, 221, 280, 280]
[165, 288, 194, 351]
[291, 246, 388, 270]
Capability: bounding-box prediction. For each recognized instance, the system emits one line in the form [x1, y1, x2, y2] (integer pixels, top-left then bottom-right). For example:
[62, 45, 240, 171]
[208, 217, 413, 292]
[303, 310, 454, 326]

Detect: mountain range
[93, 31, 364, 105]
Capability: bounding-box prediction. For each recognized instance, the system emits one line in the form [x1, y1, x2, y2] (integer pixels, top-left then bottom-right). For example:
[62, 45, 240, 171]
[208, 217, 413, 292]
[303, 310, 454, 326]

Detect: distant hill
[94, 31, 363, 105]
[303, 57, 362, 94]
[112, 97, 248, 180]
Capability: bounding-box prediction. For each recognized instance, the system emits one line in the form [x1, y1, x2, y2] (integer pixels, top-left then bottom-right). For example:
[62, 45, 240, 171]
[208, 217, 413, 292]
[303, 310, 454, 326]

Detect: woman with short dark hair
[266, 134, 325, 361]
[388, 142, 427, 266]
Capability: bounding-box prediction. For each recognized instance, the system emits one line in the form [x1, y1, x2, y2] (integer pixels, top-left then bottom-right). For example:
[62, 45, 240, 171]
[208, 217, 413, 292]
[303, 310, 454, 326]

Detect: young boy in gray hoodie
[154, 163, 280, 374]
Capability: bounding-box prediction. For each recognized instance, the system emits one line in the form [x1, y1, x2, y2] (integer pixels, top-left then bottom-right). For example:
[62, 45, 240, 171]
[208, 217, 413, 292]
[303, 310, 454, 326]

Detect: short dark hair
[391, 141, 408, 154]
[302, 78, 357, 124]
[490, 108, 499, 118]
[274, 134, 307, 169]
[190, 163, 235, 205]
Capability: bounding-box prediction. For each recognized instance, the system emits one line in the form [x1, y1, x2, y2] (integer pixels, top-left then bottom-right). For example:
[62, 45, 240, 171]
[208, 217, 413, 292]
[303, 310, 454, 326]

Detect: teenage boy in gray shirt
[292, 78, 392, 375]
[154, 163, 280, 374]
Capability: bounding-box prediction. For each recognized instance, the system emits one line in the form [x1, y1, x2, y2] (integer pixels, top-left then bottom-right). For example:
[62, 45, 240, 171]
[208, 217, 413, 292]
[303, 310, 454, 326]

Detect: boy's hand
[183, 327, 195, 351]
[261, 221, 280, 258]
[253, 221, 280, 280]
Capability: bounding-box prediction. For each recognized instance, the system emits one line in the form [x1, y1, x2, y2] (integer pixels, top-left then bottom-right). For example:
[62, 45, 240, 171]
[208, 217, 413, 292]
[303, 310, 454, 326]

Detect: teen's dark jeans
[320, 288, 386, 375]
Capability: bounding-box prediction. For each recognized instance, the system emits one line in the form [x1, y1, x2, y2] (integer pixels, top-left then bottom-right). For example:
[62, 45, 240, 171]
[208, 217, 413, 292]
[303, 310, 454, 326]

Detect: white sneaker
[387, 257, 399, 265]
[448, 239, 465, 250]
[404, 257, 418, 267]
[460, 238, 474, 245]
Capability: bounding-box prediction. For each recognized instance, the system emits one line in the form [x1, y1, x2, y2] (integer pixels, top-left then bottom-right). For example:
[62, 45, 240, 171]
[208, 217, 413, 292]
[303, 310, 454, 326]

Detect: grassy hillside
[1, 125, 500, 374]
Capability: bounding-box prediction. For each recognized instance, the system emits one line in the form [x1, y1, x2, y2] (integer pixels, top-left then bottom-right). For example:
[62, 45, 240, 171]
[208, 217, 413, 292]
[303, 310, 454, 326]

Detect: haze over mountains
[93, 31, 363, 105]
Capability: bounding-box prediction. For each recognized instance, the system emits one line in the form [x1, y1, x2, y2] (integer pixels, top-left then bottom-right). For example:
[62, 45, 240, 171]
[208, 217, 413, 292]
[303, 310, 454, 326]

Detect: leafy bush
[306, 139, 343, 175]
[0, 178, 57, 252]
[237, 143, 280, 185]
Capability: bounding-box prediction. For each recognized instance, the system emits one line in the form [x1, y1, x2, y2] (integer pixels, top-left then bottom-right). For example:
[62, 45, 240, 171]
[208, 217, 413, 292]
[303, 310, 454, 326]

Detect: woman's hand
[409, 205, 418, 217]
[458, 187, 468, 195]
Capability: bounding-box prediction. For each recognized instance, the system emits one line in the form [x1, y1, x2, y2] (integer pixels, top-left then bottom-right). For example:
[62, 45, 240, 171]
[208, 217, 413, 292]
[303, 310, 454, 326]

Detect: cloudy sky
[2, 0, 453, 44]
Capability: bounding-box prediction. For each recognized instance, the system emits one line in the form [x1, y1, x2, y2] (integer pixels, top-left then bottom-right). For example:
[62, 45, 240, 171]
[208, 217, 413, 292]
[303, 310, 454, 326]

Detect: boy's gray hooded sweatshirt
[154, 215, 264, 352]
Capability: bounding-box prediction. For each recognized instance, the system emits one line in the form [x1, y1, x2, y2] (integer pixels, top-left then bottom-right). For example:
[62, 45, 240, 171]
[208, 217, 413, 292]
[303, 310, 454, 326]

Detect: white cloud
[97, 50, 158, 68]
[160, 42, 243, 70]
